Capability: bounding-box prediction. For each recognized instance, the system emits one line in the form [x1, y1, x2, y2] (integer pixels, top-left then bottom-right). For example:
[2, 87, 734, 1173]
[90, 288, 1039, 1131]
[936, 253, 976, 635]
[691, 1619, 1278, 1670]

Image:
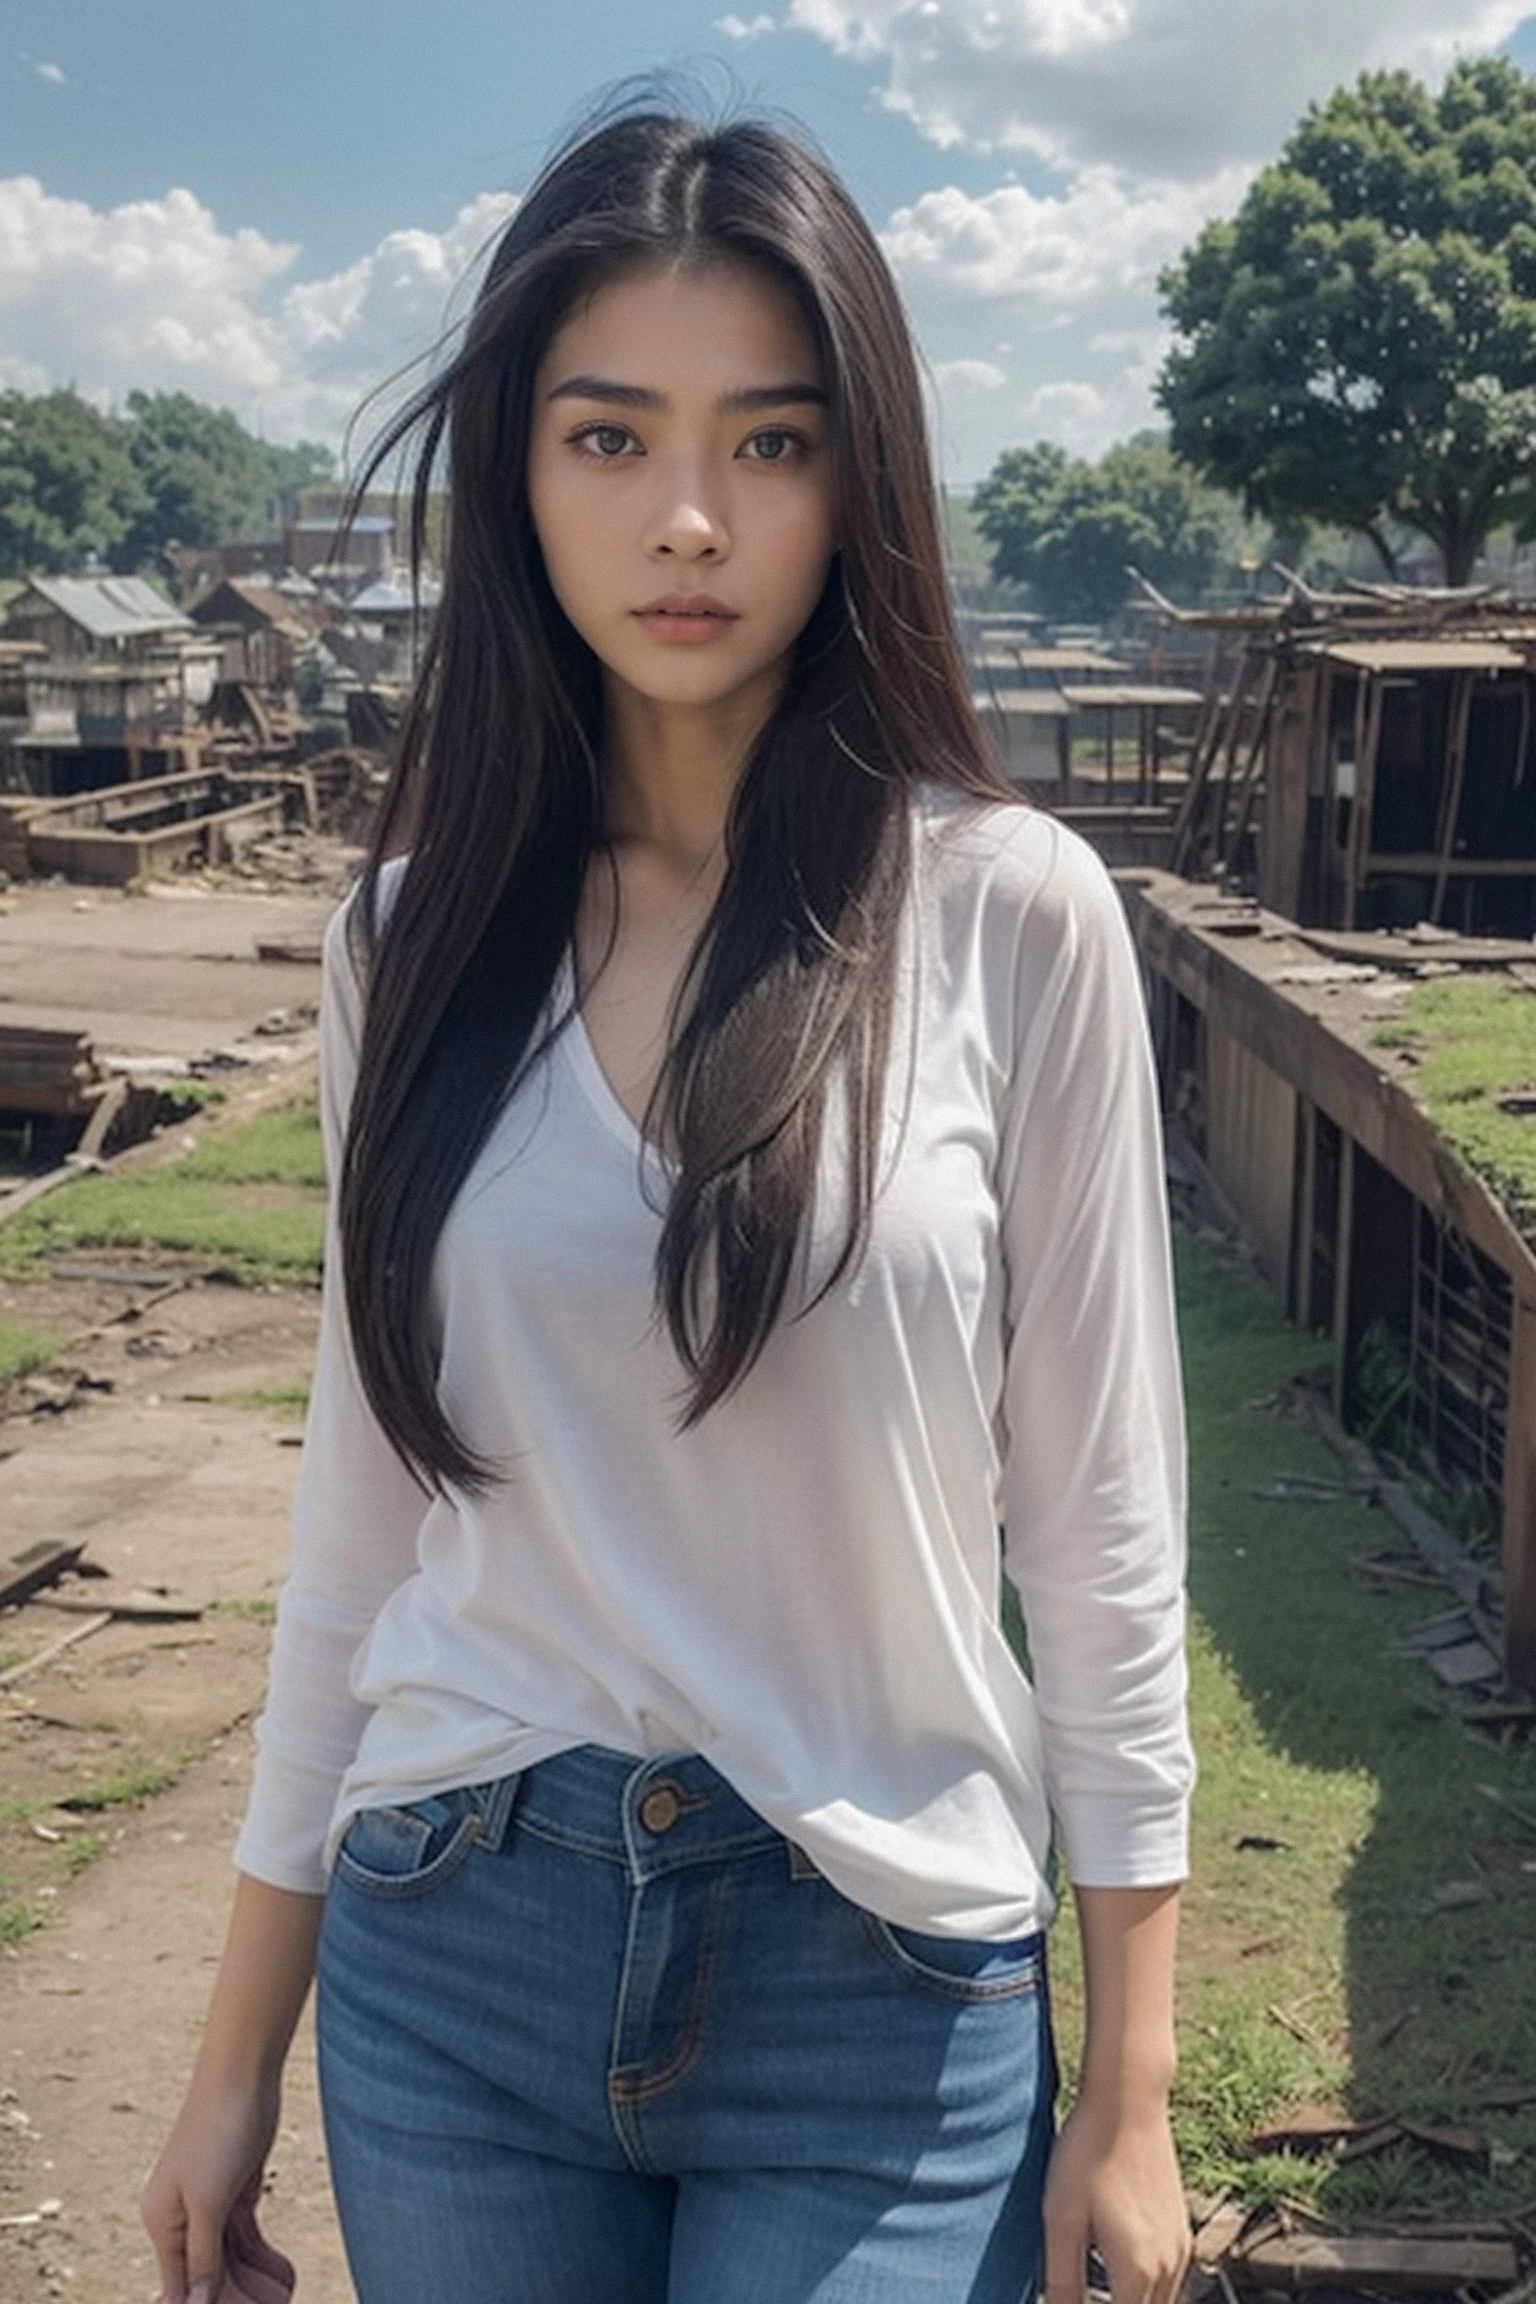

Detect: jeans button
[639, 1784, 682, 1834]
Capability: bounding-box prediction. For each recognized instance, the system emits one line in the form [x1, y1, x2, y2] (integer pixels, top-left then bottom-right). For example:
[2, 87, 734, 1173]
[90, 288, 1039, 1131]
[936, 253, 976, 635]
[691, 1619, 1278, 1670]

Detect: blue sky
[6, 1, 1536, 482]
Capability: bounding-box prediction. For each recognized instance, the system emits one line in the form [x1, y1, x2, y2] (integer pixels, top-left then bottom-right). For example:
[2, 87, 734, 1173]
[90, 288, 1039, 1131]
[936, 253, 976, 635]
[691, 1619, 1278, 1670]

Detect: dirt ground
[0, 1270, 354, 2304]
[0, 875, 337, 1063]
[0, 871, 358, 2302]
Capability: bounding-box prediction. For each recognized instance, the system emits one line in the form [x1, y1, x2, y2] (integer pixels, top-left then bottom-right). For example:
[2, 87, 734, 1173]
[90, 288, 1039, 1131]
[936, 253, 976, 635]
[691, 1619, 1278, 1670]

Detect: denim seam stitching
[512, 1811, 630, 1866]
[858, 1910, 1045, 2003]
[332, 1812, 483, 1902]
[608, 1868, 734, 2133]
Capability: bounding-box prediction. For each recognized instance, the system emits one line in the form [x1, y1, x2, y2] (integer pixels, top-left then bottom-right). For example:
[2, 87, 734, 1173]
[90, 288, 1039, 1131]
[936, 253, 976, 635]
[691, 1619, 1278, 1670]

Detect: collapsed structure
[1118, 578, 1536, 1698]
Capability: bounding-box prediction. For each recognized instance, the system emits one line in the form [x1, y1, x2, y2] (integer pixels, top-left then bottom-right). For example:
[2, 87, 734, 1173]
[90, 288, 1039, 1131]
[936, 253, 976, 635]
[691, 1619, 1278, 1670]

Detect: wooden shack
[1142, 579, 1536, 931]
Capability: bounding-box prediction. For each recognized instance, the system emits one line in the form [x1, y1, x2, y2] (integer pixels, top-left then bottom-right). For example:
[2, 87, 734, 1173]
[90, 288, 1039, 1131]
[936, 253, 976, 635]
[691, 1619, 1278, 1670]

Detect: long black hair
[339, 104, 1013, 1491]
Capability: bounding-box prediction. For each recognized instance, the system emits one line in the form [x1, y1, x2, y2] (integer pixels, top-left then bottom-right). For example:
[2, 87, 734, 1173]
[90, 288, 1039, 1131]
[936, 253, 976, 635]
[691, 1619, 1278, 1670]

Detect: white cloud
[0, 178, 518, 449]
[35, 61, 67, 86]
[715, 12, 779, 36]
[788, 0, 1530, 175]
[933, 357, 1006, 389]
[886, 166, 1238, 471]
[884, 165, 1249, 318]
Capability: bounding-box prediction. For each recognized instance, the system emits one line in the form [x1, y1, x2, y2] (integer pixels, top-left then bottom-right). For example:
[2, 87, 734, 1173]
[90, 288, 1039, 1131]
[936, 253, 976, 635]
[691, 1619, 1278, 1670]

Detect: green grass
[0, 1898, 44, 1945]
[56, 1756, 189, 1813]
[60, 1830, 105, 1876]
[1374, 976, 1536, 1236]
[1044, 1226, 1536, 2216]
[0, 1099, 325, 1283]
[210, 1595, 277, 1625]
[0, 1317, 61, 1383]
[218, 1384, 310, 1418]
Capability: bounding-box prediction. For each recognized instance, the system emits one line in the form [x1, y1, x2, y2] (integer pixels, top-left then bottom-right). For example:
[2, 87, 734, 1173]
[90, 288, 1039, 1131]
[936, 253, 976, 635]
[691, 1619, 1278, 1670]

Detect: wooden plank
[1344, 675, 1385, 929]
[1232, 2234, 1516, 2292]
[1172, 661, 1251, 875]
[1504, 1295, 1536, 1693]
[1365, 853, 1536, 878]
[1430, 671, 1476, 926]
[1331, 1131, 1356, 1416]
[1292, 1095, 1317, 1326]
[1219, 656, 1278, 875]
[0, 1538, 86, 1612]
[0, 1611, 113, 1689]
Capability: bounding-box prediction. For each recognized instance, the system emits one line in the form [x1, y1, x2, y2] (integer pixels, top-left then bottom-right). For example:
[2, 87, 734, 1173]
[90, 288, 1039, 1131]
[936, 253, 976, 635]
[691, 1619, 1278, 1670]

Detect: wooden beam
[1331, 1130, 1356, 1418]
[1430, 671, 1476, 927]
[1364, 853, 1536, 878]
[1220, 655, 1279, 876]
[1171, 657, 1252, 876]
[1505, 1295, 1536, 1694]
[1344, 676, 1385, 929]
[1292, 1094, 1317, 1326]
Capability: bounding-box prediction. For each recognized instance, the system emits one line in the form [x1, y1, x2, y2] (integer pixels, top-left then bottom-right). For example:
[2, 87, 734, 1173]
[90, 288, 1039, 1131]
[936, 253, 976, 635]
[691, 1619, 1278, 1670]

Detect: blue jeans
[316, 1745, 1056, 2302]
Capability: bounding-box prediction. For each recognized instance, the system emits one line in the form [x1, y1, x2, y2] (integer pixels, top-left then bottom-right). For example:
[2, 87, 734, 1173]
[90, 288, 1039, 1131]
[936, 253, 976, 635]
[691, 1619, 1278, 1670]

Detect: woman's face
[527, 259, 837, 717]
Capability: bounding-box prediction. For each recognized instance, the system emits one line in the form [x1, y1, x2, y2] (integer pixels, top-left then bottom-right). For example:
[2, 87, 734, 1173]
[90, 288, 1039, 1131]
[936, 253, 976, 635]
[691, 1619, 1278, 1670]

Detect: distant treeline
[0, 388, 334, 580]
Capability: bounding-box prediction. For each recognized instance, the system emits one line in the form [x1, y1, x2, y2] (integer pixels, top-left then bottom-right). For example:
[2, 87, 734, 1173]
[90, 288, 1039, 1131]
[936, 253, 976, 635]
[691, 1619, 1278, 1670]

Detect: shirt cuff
[1052, 1789, 1190, 1888]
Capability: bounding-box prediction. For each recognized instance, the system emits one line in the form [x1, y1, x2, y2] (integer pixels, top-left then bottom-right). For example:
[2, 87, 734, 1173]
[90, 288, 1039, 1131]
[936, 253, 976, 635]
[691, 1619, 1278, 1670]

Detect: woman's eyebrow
[545, 375, 828, 412]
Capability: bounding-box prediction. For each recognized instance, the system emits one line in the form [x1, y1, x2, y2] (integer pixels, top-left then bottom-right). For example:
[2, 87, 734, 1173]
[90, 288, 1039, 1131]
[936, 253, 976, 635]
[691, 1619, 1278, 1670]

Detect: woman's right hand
[142, 2071, 289, 2304]
[143, 2070, 284, 2302]
[142, 1875, 323, 2301]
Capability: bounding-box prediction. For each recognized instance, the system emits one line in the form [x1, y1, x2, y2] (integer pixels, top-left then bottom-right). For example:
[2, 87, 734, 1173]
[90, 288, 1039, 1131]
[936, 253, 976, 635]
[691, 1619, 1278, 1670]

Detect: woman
[145, 106, 1194, 2304]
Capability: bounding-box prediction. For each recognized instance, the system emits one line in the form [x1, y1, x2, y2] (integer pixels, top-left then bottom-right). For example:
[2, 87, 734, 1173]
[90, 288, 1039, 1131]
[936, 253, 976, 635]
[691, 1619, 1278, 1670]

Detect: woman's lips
[632, 596, 741, 645]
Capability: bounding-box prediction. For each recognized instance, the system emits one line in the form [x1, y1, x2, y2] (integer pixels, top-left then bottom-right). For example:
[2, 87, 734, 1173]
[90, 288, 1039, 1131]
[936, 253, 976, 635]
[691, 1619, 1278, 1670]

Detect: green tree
[118, 392, 332, 568]
[0, 389, 149, 576]
[1158, 58, 1536, 586]
[972, 434, 1242, 623]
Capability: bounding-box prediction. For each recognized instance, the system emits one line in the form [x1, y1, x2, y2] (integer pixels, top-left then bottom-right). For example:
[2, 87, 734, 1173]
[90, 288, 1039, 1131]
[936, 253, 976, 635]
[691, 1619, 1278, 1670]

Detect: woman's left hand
[1041, 2088, 1190, 2304]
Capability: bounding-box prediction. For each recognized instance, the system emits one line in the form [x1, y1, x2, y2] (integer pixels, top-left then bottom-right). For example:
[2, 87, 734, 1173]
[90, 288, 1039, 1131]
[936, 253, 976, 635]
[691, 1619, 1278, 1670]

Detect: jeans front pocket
[861, 1914, 1045, 2003]
[334, 1788, 488, 1902]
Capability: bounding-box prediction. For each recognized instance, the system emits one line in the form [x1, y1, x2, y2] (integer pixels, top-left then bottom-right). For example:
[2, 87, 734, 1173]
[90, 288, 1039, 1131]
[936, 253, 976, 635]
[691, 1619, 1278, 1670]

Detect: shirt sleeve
[994, 825, 1194, 1888]
[233, 894, 428, 1893]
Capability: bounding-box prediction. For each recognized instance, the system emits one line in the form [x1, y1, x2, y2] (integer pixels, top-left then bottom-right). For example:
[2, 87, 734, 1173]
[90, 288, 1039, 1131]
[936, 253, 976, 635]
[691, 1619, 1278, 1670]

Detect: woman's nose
[644, 467, 729, 561]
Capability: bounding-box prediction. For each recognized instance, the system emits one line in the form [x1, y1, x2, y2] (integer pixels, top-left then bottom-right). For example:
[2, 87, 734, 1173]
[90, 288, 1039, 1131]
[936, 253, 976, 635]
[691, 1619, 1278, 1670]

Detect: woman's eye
[575, 425, 637, 458]
[741, 428, 803, 463]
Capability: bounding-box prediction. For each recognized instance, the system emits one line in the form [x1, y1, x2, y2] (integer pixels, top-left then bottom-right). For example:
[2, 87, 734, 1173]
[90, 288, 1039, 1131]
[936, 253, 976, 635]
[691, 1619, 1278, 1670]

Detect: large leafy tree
[972, 434, 1242, 623]
[0, 389, 148, 576]
[1159, 58, 1536, 586]
[119, 392, 332, 567]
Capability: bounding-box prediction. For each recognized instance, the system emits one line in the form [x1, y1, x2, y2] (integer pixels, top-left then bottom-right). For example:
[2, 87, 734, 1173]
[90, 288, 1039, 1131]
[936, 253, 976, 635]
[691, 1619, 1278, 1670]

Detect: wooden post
[1057, 710, 1071, 801]
[1344, 677, 1385, 930]
[1172, 650, 1254, 876]
[1104, 709, 1114, 802]
[1220, 655, 1279, 876]
[1291, 1095, 1317, 1327]
[1504, 1296, 1536, 1694]
[1331, 1131, 1356, 1420]
[1430, 671, 1475, 927]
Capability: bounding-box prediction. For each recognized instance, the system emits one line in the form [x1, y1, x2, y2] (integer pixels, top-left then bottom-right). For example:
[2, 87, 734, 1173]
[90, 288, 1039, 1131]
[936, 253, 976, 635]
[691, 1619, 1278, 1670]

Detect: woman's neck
[599, 660, 785, 868]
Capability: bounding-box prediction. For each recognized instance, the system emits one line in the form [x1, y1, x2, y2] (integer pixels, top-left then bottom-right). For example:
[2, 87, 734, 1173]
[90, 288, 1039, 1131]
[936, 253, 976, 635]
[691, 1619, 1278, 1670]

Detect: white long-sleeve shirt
[235, 792, 1193, 1938]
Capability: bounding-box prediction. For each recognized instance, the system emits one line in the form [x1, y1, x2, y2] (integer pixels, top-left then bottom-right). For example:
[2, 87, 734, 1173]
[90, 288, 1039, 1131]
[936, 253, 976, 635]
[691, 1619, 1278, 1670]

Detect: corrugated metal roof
[972, 689, 1070, 716]
[1012, 647, 1129, 672]
[1315, 638, 1527, 673]
[25, 575, 191, 640]
[350, 578, 443, 615]
[1060, 683, 1206, 709]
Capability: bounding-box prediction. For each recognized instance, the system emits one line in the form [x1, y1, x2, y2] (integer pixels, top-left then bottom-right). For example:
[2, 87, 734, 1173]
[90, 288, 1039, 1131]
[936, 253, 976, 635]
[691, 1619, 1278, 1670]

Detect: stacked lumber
[0, 1023, 103, 1116]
